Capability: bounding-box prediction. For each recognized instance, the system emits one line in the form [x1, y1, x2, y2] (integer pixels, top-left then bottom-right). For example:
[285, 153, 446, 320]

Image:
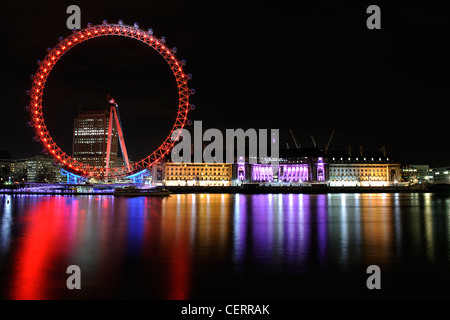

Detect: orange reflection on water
[360, 194, 394, 266]
[158, 194, 232, 299]
[195, 194, 232, 261]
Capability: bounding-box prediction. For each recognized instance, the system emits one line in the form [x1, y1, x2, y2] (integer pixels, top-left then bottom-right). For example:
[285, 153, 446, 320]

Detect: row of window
[330, 174, 387, 178]
[166, 164, 230, 170]
[166, 177, 231, 181]
[330, 177, 387, 181]
[168, 168, 229, 172]
[166, 172, 229, 177]
[331, 168, 387, 173]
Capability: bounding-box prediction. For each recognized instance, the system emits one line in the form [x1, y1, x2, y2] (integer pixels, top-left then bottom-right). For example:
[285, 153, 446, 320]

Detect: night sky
[0, 1, 448, 166]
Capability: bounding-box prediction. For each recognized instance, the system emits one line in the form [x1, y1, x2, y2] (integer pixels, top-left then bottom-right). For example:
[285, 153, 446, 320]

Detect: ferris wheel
[26, 20, 194, 179]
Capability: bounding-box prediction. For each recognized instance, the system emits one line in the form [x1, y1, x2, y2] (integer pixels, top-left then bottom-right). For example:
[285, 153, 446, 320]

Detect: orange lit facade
[164, 162, 232, 186]
[328, 151, 401, 187]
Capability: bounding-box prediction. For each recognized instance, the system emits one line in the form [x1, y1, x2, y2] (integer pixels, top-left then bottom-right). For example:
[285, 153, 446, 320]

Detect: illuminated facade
[401, 165, 433, 183]
[328, 150, 401, 186]
[160, 148, 402, 187]
[164, 162, 233, 186]
[26, 155, 64, 183]
[72, 109, 119, 168]
[433, 167, 450, 182]
[1, 156, 64, 183]
[248, 147, 327, 184]
[0, 159, 27, 182]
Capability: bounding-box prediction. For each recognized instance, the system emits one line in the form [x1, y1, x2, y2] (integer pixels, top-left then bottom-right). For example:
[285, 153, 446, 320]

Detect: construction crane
[290, 129, 300, 149]
[326, 130, 335, 151]
[310, 135, 317, 147]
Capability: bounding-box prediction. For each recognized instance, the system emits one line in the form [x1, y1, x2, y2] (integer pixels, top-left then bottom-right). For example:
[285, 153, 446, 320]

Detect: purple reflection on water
[231, 194, 330, 275]
[297, 194, 310, 271]
[232, 194, 247, 274]
[250, 194, 276, 271]
[283, 195, 303, 272]
[316, 194, 328, 268]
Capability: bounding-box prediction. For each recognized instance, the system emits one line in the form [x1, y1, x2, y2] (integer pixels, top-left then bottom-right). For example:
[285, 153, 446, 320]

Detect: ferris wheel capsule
[172, 47, 177, 53]
[190, 104, 196, 111]
[102, 20, 108, 24]
[190, 89, 196, 95]
[181, 60, 186, 66]
[32, 136, 39, 142]
[24, 106, 30, 111]
[46, 48, 52, 52]
[134, 23, 139, 29]
[29, 74, 34, 80]
[161, 37, 166, 43]
[118, 20, 123, 25]
[26, 121, 32, 127]
[188, 74, 192, 80]
[187, 120, 193, 126]
[87, 22, 92, 27]
[148, 28, 153, 35]
[25, 90, 30, 96]
[58, 37, 63, 42]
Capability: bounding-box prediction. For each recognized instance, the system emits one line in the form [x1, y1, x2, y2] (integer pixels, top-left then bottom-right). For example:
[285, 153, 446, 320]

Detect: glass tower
[72, 110, 119, 168]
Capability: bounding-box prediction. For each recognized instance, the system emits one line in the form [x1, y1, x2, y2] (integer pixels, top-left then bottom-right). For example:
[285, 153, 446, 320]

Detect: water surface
[1, 193, 449, 299]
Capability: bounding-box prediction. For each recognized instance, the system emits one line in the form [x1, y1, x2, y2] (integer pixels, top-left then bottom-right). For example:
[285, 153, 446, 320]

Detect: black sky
[0, 0, 448, 166]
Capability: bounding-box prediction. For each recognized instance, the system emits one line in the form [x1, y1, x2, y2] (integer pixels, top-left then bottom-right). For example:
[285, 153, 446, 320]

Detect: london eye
[27, 20, 193, 179]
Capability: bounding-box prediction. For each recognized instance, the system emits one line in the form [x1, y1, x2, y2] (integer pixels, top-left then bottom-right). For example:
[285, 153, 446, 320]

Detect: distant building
[1, 158, 30, 183]
[26, 155, 64, 183]
[401, 165, 433, 183]
[433, 167, 450, 182]
[72, 109, 119, 168]
[0, 159, 14, 183]
[12, 160, 28, 181]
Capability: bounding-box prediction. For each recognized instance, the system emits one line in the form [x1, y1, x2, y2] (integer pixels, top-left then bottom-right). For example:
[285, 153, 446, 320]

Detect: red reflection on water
[168, 233, 190, 300]
[11, 197, 67, 300]
[165, 199, 192, 300]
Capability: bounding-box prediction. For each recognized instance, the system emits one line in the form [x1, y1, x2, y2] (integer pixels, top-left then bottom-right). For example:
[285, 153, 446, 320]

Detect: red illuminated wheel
[27, 21, 193, 179]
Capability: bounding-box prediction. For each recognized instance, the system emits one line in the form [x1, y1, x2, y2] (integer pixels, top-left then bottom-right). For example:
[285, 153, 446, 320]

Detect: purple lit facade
[237, 156, 246, 181]
[231, 148, 402, 186]
[317, 157, 325, 182]
[252, 164, 309, 182]
[244, 154, 328, 183]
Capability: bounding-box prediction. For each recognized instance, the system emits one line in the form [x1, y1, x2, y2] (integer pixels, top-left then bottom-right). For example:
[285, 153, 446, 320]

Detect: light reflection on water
[0, 193, 449, 299]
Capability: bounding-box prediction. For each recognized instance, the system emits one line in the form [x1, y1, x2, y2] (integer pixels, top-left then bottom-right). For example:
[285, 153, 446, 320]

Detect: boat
[114, 186, 171, 197]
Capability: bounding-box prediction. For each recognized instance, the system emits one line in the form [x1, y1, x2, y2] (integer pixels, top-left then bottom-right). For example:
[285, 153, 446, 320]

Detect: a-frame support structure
[105, 97, 130, 173]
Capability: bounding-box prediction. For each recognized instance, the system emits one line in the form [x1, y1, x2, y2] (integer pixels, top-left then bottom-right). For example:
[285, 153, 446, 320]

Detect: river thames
[1, 192, 449, 299]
